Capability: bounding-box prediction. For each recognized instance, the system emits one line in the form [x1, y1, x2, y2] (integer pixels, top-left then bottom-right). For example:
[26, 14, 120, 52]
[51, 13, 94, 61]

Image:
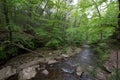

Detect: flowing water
[6, 44, 98, 80]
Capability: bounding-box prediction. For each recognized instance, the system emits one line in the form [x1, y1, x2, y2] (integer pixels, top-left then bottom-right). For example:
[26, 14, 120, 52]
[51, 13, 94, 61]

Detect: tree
[117, 0, 120, 40]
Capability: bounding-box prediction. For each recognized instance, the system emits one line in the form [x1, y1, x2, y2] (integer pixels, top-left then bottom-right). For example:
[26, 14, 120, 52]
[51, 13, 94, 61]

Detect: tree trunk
[116, 1, 120, 79]
[92, 0, 103, 40]
[3, 0, 12, 42]
[117, 0, 120, 40]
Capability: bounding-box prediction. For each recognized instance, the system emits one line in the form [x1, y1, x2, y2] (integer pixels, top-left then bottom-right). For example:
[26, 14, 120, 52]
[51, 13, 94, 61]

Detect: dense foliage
[0, 0, 118, 59]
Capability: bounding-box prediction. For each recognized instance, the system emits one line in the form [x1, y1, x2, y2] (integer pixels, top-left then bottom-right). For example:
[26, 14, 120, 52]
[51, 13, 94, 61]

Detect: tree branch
[2, 41, 44, 57]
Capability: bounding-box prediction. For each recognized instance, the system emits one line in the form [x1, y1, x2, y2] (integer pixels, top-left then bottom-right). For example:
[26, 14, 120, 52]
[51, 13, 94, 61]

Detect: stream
[6, 44, 98, 80]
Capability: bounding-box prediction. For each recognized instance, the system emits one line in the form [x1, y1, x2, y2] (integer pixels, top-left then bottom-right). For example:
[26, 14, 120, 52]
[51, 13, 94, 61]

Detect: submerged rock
[63, 73, 80, 80]
[80, 72, 94, 80]
[60, 61, 75, 73]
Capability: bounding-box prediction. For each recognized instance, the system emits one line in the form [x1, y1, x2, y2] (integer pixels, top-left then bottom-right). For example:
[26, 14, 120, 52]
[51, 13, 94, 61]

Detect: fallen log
[2, 41, 44, 57]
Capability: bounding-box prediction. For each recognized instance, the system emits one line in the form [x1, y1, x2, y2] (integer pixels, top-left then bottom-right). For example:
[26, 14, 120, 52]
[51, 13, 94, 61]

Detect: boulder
[42, 69, 49, 75]
[61, 54, 69, 58]
[17, 59, 43, 71]
[76, 66, 82, 76]
[48, 60, 58, 64]
[0, 66, 16, 80]
[103, 63, 112, 73]
[96, 68, 107, 80]
[18, 66, 37, 80]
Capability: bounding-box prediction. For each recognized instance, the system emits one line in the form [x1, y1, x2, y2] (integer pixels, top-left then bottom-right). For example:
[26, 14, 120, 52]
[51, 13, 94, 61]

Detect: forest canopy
[0, 0, 119, 59]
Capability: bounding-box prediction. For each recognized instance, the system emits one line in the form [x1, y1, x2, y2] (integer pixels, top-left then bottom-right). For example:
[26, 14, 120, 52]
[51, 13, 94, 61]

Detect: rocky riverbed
[0, 46, 119, 80]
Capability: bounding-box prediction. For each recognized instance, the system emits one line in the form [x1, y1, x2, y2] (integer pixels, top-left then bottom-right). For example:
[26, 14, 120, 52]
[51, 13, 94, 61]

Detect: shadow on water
[7, 43, 98, 80]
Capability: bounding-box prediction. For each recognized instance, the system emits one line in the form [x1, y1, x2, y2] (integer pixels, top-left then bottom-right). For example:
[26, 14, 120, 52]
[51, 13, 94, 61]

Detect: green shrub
[109, 69, 120, 80]
[45, 39, 61, 49]
[0, 45, 7, 60]
[94, 43, 110, 66]
[13, 33, 35, 49]
[5, 44, 18, 57]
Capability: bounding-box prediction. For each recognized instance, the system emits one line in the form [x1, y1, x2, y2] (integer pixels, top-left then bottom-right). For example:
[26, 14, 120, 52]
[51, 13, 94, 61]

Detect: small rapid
[60, 44, 97, 74]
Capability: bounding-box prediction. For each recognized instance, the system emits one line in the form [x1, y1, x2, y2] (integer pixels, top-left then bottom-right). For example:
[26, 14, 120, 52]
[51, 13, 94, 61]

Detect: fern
[45, 39, 61, 49]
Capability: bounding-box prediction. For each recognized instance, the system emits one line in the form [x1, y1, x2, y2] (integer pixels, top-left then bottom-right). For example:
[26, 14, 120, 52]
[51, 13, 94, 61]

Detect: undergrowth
[93, 42, 110, 66]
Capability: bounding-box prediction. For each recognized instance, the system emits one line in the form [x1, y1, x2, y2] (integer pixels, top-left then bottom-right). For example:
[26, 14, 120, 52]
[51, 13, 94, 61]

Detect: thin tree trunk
[115, 1, 120, 80]
[116, 1, 120, 79]
[3, 0, 12, 42]
[116, 50, 119, 80]
[117, 0, 120, 40]
[14, 7, 17, 23]
[92, 0, 103, 40]
[0, 1, 2, 24]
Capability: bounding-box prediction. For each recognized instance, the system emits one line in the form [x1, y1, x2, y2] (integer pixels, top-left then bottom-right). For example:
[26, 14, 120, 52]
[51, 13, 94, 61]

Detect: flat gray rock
[0, 66, 16, 80]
